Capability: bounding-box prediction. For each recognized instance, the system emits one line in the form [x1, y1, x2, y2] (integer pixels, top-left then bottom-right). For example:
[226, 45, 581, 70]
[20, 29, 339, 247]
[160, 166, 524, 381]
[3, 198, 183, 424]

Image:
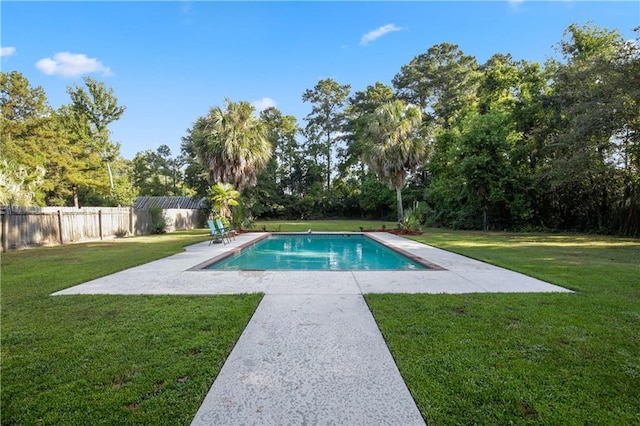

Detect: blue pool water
[207, 234, 428, 271]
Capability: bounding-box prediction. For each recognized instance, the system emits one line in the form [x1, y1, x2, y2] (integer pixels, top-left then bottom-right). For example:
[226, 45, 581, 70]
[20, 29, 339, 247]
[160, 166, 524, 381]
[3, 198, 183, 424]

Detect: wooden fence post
[57, 210, 64, 244]
[99, 209, 103, 240]
[129, 207, 134, 236]
[1, 207, 9, 253]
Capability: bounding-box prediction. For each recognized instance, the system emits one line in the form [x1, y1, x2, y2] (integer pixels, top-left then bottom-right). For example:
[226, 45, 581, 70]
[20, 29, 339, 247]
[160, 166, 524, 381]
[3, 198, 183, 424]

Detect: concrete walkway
[52, 233, 571, 425]
[191, 294, 425, 425]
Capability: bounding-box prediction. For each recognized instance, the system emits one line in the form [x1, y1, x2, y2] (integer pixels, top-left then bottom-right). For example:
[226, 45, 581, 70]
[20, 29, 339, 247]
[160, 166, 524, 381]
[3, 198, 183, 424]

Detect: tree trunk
[106, 161, 115, 192]
[326, 130, 332, 190]
[72, 185, 79, 208]
[396, 186, 404, 224]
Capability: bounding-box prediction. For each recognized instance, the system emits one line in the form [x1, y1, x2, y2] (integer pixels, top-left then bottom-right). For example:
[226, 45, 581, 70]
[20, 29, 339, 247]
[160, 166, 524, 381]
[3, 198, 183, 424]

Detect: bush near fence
[0, 206, 203, 252]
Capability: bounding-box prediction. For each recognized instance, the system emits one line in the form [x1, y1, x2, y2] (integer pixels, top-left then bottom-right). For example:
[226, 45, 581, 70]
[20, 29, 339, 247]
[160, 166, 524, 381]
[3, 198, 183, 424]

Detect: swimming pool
[205, 233, 431, 271]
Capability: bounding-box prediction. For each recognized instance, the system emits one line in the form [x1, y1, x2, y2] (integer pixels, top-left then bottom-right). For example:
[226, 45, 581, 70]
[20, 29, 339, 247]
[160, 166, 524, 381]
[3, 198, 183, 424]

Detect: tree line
[2, 23, 638, 235]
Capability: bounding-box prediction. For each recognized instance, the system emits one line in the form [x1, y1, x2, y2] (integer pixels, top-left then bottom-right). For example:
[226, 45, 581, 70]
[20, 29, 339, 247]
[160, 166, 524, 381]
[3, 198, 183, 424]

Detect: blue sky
[2, 1, 638, 160]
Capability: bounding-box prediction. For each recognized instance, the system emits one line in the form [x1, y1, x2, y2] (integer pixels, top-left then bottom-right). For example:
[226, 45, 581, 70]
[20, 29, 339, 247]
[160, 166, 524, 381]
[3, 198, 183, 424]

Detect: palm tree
[192, 99, 272, 192]
[360, 100, 426, 224]
[208, 182, 240, 219]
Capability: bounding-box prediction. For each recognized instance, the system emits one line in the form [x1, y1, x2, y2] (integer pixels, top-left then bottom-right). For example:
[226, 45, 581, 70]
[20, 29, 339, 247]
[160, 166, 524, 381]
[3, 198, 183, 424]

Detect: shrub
[149, 207, 167, 234]
[403, 201, 429, 231]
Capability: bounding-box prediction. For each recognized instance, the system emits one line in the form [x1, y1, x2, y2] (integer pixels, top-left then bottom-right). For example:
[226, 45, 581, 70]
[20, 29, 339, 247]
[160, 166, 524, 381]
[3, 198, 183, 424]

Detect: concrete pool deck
[52, 232, 572, 425]
[53, 232, 572, 296]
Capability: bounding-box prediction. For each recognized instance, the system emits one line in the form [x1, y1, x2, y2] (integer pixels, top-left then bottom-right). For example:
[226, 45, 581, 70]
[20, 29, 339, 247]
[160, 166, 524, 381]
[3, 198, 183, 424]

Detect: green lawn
[367, 229, 640, 425]
[3, 225, 639, 424]
[253, 219, 396, 232]
[1, 231, 262, 425]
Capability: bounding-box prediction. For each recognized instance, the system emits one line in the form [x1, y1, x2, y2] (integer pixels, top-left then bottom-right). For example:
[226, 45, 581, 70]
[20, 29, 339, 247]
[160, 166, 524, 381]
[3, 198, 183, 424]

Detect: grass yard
[367, 229, 640, 425]
[252, 219, 396, 232]
[1, 231, 262, 425]
[3, 224, 639, 424]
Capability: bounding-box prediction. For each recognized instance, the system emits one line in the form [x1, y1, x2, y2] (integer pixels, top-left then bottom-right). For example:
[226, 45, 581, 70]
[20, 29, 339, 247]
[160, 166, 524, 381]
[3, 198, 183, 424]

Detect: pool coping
[188, 232, 271, 271]
[52, 232, 573, 296]
[188, 232, 448, 272]
[365, 232, 447, 270]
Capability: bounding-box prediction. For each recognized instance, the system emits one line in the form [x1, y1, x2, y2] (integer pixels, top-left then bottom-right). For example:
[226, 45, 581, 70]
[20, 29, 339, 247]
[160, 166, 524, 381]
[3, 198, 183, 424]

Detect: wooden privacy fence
[0, 206, 203, 252]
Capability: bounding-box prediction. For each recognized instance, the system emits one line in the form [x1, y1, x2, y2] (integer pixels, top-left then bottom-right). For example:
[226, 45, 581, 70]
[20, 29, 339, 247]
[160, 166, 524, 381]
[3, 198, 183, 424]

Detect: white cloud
[181, 0, 192, 14]
[508, 0, 524, 10]
[179, 0, 194, 25]
[252, 97, 277, 112]
[35, 52, 113, 77]
[1, 46, 16, 57]
[360, 24, 404, 46]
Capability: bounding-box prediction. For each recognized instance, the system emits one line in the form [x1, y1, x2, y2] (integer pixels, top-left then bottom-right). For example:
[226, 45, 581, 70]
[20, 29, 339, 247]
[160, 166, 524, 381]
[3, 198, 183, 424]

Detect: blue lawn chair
[207, 219, 227, 245]
[215, 218, 236, 242]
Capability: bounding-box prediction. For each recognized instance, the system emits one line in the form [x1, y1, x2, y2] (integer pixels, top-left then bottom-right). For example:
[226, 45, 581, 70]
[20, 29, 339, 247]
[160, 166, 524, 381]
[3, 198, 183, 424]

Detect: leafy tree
[350, 82, 396, 115]
[0, 71, 98, 206]
[544, 23, 638, 232]
[344, 82, 396, 175]
[360, 100, 427, 224]
[259, 107, 300, 195]
[1, 71, 54, 205]
[477, 53, 521, 114]
[393, 44, 481, 225]
[132, 145, 185, 196]
[302, 78, 351, 189]
[0, 159, 45, 205]
[190, 99, 271, 192]
[358, 171, 395, 220]
[180, 130, 210, 198]
[509, 60, 553, 172]
[392, 42, 479, 128]
[472, 54, 544, 227]
[0, 71, 50, 141]
[288, 157, 324, 198]
[330, 175, 364, 217]
[614, 28, 640, 235]
[46, 106, 98, 206]
[107, 158, 136, 206]
[156, 144, 174, 194]
[240, 107, 303, 219]
[422, 49, 552, 230]
[132, 149, 166, 196]
[66, 77, 126, 195]
[457, 111, 524, 229]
